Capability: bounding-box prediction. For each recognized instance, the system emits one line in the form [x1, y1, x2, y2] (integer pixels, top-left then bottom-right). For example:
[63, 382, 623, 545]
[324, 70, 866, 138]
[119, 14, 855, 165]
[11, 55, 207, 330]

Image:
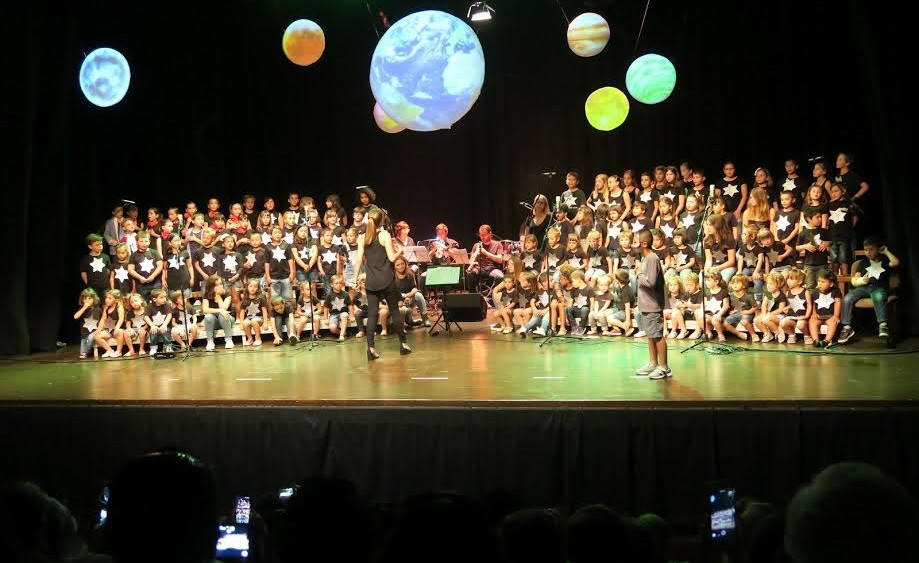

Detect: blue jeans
[80, 335, 94, 356]
[841, 285, 888, 326]
[148, 326, 172, 345]
[742, 267, 764, 302]
[204, 313, 235, 342]
[524, 312, 550, 331]
[829, 239, 852, 265]
[566, 305, 589, 328]
[716, 266, 737, 284]
[270, 278, 293, 301]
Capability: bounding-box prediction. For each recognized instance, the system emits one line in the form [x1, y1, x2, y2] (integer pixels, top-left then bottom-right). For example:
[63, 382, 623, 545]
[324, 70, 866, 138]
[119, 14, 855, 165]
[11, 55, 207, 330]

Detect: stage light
[567, 13, 610, 57]
[467, 2, 494, 22]
[584, 87, 629, 131]
[282, 19, 325, 66]
[370, 10, 485, 132]
[626, 53, 676, 104]
[373, 102, 405, 133]
[79, 48, 131, 108]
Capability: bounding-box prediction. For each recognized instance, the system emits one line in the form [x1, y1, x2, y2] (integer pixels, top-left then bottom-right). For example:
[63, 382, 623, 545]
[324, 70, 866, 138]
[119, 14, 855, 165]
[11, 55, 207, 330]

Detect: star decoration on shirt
[538, 292, 550, 307]
[829, 207, 848, 224]
[782, 178, 797, 191]
[640, 191, 652, 202]
[90, 257, 106, 273]
[547, 254, 560, 268]
[663, 190, 678, 201]
[322, 249, 337, 264]
[673, 251, 688, 266]
[815, 291, 836, 311]
[722, 183, 739, 198]
[283, 231, 294, 245]
[246, 301, 261, 317]
[767, 249, 781, 264]
[631, 219, 643, 232]
[523, 255, 537, 269]
[609, 225, 622, 239]
[661, 223, 675, 239]
[774, 214, 791, 233]
[589, 255, 602, 268]
[743, 251, 757, 267]
[331, 296, 346, 311]
[298, 247, 311, 261]
[245, 252, 257, 267]
[151, 311, 167, 326]
[705, 295, 723, 314]
[711, 248, 727, 263]
[813, 234, 823, 246]
[865, 260, 886, 280]
[261, 232, 272, 245]
[681, 213, 695, 227]
[139, 257, 155, 274]
[271, 246, 287, 262]
[222, 254, 238, 273]
[787, 293, 806, 314]
[568, 257, 582, 267]
[332, 235, 343, 246]
[82, 316, 98, 332]
[573, 294, 589, 308]
[202, 252, 216, 268]
[114, 267, 129, 283]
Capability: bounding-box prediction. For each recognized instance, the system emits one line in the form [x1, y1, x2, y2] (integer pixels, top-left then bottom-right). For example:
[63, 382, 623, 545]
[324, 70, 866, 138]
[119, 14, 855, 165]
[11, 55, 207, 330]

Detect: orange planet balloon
[282, 19, 325, 66]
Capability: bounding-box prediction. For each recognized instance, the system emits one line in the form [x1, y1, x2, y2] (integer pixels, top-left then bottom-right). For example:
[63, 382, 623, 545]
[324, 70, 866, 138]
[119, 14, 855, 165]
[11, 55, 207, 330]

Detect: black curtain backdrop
[3, 0, 913, 354]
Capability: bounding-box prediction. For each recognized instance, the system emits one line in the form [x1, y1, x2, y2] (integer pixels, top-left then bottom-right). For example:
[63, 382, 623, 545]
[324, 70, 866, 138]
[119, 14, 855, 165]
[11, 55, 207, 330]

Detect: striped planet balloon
[625, 54, 676, 104]
[584, 87, 629, 131]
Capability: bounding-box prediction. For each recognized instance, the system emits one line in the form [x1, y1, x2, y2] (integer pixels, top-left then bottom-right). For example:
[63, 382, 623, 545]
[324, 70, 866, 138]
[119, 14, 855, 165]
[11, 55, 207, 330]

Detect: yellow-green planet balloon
[626, 53, 676, 104]
[282, 19, 325, 66]
[373, 102, 405, 133]
[585, 87, 629, 131]
[567, 12, 610, 57]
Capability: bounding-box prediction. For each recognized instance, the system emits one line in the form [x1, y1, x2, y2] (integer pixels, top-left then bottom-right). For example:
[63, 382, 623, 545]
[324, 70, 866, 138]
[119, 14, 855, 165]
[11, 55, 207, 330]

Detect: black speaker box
[443, 293, 487, 322]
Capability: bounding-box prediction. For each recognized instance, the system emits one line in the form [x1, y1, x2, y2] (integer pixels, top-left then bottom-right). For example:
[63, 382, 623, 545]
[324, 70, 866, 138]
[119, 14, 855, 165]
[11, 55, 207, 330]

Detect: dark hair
[862, 235, 882, 248]
[638, 230, 653, 247]
[85, 233, 104, 245]
[566, 170, 580, 181]
[816, 268, 837, 284]
[803, 207, 821, 221]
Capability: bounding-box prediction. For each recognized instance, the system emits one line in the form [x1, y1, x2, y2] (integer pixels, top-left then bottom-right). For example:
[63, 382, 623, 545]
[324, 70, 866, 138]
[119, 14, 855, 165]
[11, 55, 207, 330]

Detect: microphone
[807, 155, 824, 163]
[541, 171, 557, 177]
[708, 184, 716, 202]
[519, 202, 533, 210]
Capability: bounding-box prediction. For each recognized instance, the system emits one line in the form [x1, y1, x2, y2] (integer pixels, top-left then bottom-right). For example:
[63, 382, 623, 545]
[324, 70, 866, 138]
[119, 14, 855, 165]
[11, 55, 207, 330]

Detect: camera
[216, 524, 249, 562]
[708, 486, 736, 541]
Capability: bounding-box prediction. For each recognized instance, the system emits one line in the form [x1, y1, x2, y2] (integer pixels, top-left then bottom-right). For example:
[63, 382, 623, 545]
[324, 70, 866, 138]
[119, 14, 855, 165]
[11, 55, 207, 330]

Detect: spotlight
[467, 2, 494, 22]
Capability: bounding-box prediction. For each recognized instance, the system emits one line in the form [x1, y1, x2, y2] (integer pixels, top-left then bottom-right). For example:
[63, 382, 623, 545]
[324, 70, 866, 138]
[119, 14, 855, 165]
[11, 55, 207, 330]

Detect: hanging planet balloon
[373, 103, 405, 133]
[566, 13, 610, 57]
[79, 47, 131, 107]
[626, 53, 676, 104]
[282, 19, 325, 66]
[369, 10, 485, 131]
[584, 87, 629, 131]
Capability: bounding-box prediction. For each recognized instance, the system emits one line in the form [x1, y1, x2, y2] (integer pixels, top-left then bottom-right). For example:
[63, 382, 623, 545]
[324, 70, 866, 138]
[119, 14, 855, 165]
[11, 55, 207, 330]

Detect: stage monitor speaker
[443, 293, 487, 322]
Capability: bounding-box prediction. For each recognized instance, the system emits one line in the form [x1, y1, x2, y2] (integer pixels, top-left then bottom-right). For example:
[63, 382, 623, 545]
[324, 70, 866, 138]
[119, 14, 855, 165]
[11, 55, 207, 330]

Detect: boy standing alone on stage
[635, 230, 671, 379]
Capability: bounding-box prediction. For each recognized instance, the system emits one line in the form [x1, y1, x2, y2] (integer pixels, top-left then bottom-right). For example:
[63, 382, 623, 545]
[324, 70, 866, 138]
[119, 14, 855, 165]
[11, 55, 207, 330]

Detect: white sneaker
[776, 327, 786, 343]
[165, 344, 173, 353]
[101, 350, 117, 358]
[517, 327, 527, 335]
[253, 339, 262, 346]
[206, 341, 215, 351]
[634, 330, 646, 338]
[502, 327, 513, 334]
[533, 327, 546, 337]
[225, 340, 234, 349]
[242, 338, 251, 346]
[490, 324, 503, 332]
[150, 345, 158, 355]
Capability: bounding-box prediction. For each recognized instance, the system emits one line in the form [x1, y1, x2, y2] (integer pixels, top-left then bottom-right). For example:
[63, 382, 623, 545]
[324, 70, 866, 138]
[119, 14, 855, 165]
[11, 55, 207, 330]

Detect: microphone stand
[537, 198, 586, 348]
[682, 191, 716, 354]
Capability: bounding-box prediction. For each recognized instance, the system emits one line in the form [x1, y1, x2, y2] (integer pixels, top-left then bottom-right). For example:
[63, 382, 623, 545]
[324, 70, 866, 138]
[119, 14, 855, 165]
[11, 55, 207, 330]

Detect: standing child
[754, 272, 788, 343]
[144, 289, 174, 355]
[192, 229, 220, 294]
[771, 191, 801, 251]
[826, 182, 854, 276]
[169, 291, 198, 351]
[256, 211, 275, 245]
[120, 218, 139, 254]
[742, 187, 772, 233]
[779, 268, 811, 344]
[796, 208, 832, 289]
[242, 230, 268, 288]
[584, 230, 611, 283]
[267, 226, 295, 301]
[565, 270, 591, 336]
[74, 289, 101, 359]
[723, 275, 759, 342]
[714, 161, 748, 220]
[677, 272, 704, 339]
[711, 196, 739, 242]
[238, 278, 268, 347]
[95, 289, 125, 358]
[522, 272, 552, 336]
[282, 211, 298, 245]
[758, 229, 793, 274]
[838, 238, 899, 343]
[185, 213, 206, 256]
[128, 232, 163, 301]
[544, 227, 566, 279]
[317, 228, 345, 295]
[122, 294, 148, 356]
[655, 197, 679, 245]
[291, 225, 318, 288]
[269, 295, 297, 346]
[663, 275, 687, 339]
[809, 270, 841, 347]
[216, 234, 243, 309]
[703, 270, 730, 342]
[104, 204, 124, 257]
[162, 234, 193, 297]
[81, 234, 112, 298]
[636, 172, 660, 220]
[679, 194, 705, 254]
[703, 214, 738, 284]
[322, 274, 353, 342]
[634, 230, 670, 379]
[738, 227, 765, 302]
[801, 184, 829, 229]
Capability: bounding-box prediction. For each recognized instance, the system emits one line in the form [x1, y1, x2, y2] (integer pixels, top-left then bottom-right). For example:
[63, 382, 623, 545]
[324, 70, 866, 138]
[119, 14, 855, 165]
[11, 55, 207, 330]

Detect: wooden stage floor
[2, 322, 916, 406]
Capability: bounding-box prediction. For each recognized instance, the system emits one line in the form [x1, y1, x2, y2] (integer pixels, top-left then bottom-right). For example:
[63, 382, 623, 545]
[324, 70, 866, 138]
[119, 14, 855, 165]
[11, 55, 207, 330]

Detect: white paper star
[331, 296, 346, 311]
[332, 235, 343, 246]
[298, 247, 311, 261]
[168, 255, 181, 270]
[640, 191, 652, 202]
[673, 251, 688, 266]
[523, 255, 537, 269]
[139, 257, 154, 274]
[775, 214, 791, 233]
[114, 267, 129, 283]
[767, 249, 780, 264]
[573, 294, 589, 308]
[261, 232, 272, 245]
[608, 225, 622, 239]
[568, 257, 581, 267]
[743, 251, 757, 267]
[201, 252, 216, 268]
[865, 260, 886, 280]
[711, 248, 727, 263]
[589, 255, 603, 268]
[631, 219, 643, 232]
[813, 234, 823, 246]
[815, 291, 836, 311]
[222, 254, 238, 273]
[245, 251, 257, 266]
[246, 301, 261, 317]
[722, 183, 739, 198]
[271, 246, 287, 262]
[663, 190, 678, 201]
[283, 232, 294, 245]
[538, 292, 550, 307]
[782, 178, 796, 191]
[705, 295, 723, 314]
[547, 254, 559, 268]
[787, 293, 806, 314]
[90, 257, 106, 273]
[829, 207, 848, 224]
[151, 311, 167, 326]
[661, 223, 675, 239]
[681, 213, 695, 227]
[322, 250, 337, 264]
[82, 316, 98, 332]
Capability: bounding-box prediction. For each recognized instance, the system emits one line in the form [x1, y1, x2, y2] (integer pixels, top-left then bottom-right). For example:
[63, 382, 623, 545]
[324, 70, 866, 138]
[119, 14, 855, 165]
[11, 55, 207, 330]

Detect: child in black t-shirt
[110, 243, 134, 296]
[636, 172, 660, 220]
[493, 274, 518, 334]
[163, 234, 193, 295]
[587, 273, 614, 335]
[796, 208, 832, 289]
[239, 278, 268, 347]
[129, 232, 163, 301]
[513, 271, 537, 336]
[566, 270, 592, 336]
[629, 201, 654, 235]
[169, 290, 198, 351]
[520, 234, 544, 273]
[703, 270, 730, 342]
[809, 269, 841, 347]
[269, 295, 296, 346]
[670, 228, 698, 279]
[754, 272, 788, 343]
[81, 234, 111, 298]
[293, 281, 323, 342]
[144, 289, 174, 355]
[322, 275, 352, 342]
[74, 288, 101, 359]
[779, 268, 811, 345]
[544, 227, 567, 277]
[827, 182, 854, 276]
[773, 191, 801, 246]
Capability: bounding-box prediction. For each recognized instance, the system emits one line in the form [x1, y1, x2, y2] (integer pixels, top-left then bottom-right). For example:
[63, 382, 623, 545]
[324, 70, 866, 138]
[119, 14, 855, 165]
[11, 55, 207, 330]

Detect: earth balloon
[567, 13, 610, 57]
[585, 87, 629, 131]
[283, 19, 325, 66]
[373, 103, 405, 133]
[369, 10, 485, 131]
[79, 47, 131, 107]
[626, 53, 676, 104]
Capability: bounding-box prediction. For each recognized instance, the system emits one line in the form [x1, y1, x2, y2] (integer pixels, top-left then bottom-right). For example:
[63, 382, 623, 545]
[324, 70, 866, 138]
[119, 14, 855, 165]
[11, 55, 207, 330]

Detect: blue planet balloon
[79, 48, 131, 107]
[369, 10, 485, 131]
[625, 53, 676, 105]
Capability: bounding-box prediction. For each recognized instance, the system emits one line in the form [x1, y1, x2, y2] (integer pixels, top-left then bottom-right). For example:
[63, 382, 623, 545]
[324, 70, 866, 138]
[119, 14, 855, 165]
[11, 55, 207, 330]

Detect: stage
[2, 323, 918, 524]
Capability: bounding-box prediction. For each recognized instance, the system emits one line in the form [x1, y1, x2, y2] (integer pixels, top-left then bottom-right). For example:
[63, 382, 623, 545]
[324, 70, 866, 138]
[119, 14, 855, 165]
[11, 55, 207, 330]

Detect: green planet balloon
[625, 53, 676, 104]
[585, 87, 629, 131]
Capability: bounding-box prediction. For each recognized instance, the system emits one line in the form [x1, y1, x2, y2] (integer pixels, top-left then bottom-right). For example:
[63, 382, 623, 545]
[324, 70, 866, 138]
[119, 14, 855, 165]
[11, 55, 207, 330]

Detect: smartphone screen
[98, 485, 110, 526]
[709, 487, 736, 540]
[234, 496, 251, 524]
[216, 524, 249, 561]
[278, 487, 294, 501]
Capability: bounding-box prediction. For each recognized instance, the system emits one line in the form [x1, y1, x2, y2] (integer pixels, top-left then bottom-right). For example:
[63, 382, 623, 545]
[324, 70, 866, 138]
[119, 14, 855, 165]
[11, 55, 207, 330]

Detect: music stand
[425, 265, 463, 335]
[402, 246, 432, 265]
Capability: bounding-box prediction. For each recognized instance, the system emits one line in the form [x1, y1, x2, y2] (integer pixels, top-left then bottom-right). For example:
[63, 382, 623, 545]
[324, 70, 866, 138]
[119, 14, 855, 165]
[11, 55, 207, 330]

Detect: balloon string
[633, 0, 652, 55]
[555, 0, 570, 25]
[365, 0, 380, 39]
